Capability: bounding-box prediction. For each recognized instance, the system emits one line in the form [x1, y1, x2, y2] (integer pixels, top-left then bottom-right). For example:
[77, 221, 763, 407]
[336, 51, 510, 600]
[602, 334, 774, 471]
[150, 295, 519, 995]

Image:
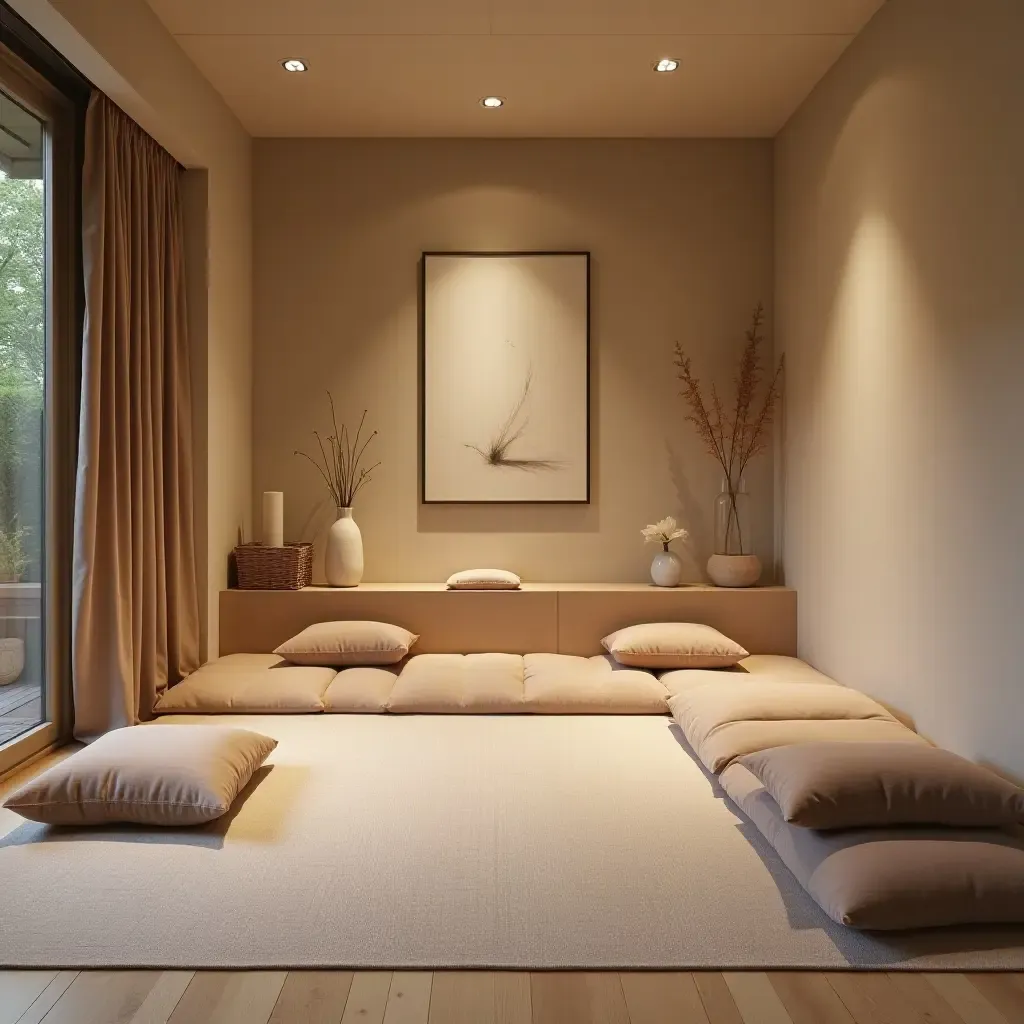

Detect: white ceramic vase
[325, 507, 363, 587]
[0, 637, 25, 687]
[650, 549, 683, 588]
[707, 553, 762, 588]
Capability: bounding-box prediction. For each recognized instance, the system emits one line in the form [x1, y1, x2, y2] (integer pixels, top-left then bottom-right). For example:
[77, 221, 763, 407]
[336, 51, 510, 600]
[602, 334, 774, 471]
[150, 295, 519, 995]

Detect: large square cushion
[668, 680, 926, 773]
[324, 665, 402, 712]
[4, 725, 277, 826]
[721, 763, 1024, 931]
[386, 654, 525, 713]
[153, 654, 336, 714]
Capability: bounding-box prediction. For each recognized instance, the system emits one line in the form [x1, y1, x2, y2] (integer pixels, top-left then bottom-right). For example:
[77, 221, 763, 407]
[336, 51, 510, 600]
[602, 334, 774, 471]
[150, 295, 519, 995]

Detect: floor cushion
[669, 680, 925, 773]
[386, 654, 525, 713]
[523, 654, 669, 713]
[740, 741, 1024, 829]
[323, 665, 402, 712]
[721, 762, 1024, 931]
[4, 725, 277, 826]
[154, 654, 336, 714]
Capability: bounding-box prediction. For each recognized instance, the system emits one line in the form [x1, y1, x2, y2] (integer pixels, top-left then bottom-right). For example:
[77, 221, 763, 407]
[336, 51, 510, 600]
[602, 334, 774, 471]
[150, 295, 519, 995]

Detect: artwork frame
[420, 251, 591, 505]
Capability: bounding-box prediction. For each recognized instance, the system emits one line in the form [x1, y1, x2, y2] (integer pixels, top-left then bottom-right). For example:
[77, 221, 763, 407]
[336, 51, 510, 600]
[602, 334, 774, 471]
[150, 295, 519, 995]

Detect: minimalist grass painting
[422, 252, 590, 503]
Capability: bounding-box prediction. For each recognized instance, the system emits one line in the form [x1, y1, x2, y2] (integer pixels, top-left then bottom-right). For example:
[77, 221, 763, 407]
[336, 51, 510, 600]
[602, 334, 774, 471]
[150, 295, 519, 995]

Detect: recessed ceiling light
[281, 58, 308, 73]
[480, 96, 504, 109]
[654, 58, 680, 73]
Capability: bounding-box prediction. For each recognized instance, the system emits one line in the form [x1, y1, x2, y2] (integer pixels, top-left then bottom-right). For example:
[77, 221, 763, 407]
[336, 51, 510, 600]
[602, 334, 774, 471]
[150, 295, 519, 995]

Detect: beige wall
[10, 0, 253, 656]
[253, 139, 774, 585]
[776, 0, 1024, 777]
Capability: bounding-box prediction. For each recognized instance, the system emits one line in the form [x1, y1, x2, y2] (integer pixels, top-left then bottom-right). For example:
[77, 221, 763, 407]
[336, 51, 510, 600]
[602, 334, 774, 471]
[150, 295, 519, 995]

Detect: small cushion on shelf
[721, 762, 1024, 931]
[445, 569, 521, 590]
[740, 741, 1024, 829]
[4, 725, 277, 826]
[274, 620, 418, 666]
[602, 622, 748, 669]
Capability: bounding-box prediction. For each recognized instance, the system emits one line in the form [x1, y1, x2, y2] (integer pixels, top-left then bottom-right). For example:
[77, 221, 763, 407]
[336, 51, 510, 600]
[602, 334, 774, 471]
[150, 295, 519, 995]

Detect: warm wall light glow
[480, 96, 504, 108]
[654, 58, 679, 73]
[281, 59, 308, 73]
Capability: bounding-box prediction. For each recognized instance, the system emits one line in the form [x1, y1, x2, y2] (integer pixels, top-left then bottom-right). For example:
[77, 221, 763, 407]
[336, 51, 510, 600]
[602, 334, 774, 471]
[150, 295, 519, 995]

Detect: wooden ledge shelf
[220, 583, 796, 659]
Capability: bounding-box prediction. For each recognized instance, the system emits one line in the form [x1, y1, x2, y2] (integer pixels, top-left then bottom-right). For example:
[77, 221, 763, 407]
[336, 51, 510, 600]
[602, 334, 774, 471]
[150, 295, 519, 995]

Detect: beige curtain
[72, 92, 200, 739]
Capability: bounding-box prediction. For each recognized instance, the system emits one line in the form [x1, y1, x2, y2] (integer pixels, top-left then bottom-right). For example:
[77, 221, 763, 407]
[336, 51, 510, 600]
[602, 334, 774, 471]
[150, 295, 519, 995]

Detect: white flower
[642, 516, 688, 545]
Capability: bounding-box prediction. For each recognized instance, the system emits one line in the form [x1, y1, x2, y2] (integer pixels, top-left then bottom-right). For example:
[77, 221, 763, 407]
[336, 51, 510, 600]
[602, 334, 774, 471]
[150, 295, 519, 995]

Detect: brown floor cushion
[524, 654, 669, 713]
[669, 680, 925, 773]
[323, 665, 402, 712]
[386, 654, 525, 713]
[721, 762, 1024, 931]
[153, 654, 336, 714]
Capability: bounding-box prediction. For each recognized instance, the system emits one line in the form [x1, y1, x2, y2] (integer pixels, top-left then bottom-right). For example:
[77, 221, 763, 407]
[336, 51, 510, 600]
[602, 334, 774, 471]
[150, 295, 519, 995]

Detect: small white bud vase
[325, 507, 363, 587]
[650, 548, 683, 588]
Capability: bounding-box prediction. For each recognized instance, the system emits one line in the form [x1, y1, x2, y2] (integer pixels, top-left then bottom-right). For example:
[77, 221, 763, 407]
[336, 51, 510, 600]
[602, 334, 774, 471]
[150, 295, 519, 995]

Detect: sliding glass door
[0, 44, 75, 775]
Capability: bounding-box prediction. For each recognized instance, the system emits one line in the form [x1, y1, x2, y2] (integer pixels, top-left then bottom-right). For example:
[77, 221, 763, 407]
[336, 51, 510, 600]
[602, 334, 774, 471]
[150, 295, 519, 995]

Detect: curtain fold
[72, 91, 199, 739]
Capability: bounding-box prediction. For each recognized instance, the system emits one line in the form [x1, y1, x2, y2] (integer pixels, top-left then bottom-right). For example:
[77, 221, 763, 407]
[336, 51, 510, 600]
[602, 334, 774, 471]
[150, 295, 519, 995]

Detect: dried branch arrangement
[295, 395, 380, 508]
[673, 304, 784, 551]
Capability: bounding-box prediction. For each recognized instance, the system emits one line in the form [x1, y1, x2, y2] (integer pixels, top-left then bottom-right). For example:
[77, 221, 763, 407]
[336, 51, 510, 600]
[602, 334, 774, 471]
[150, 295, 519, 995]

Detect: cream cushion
[445, 569, 521, 590]
[741, 742, 1024, 829]
[153, 654, 335, 714]
[660, 654, 839, 697]
[721, 763, 1024, 930]
[387, 654, 525, 713]
[4, 725, 277, 826]
[602, 623, 748, 669]
[669, 681, 926, 773]
[274, 621, 418, 666]
[523, 654, 669, 713]
[323, 666, 401, 712]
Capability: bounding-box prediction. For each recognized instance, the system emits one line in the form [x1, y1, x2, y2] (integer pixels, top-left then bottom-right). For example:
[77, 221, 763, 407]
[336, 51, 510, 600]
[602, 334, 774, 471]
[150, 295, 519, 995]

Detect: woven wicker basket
[234, 542, 313, 590]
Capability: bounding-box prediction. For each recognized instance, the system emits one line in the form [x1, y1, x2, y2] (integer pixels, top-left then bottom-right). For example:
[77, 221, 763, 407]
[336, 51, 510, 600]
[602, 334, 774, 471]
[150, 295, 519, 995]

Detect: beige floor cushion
[661, 655, 839, 698]
[386, 654, 525, 713]
[524, 654, 670, 713]
[740, 741, 1024, 830]
[669, 680, 926, 773]
[721, 762, 1024, 931]
[153, 655, 336, 714]
[4, 725, 277, 826]
[323, 666, 402, 712]
[602, 623, 748, 669]
[274, 620, 418, 666]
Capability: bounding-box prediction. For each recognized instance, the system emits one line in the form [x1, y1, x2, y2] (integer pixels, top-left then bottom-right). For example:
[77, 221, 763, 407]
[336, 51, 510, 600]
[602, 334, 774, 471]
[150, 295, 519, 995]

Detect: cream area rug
[1, 714, 1023, 970]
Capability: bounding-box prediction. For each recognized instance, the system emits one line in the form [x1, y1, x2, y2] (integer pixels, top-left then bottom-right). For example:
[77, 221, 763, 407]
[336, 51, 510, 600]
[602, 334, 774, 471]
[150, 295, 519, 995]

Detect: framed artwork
[420, 251, 590, 504]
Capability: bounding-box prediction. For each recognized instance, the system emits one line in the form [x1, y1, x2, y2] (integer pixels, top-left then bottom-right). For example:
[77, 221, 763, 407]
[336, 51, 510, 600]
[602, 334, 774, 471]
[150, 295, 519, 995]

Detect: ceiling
[144, 0, 886, 138]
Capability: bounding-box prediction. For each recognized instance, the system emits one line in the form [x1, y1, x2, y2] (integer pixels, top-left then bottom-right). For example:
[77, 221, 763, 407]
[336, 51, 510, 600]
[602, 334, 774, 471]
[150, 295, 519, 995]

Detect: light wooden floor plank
[383, 972, 432, 1024]
[723, 973, 794, 1024]
[36, 971, 166, 1024]
[827, 972, 929, 1024]
[925, 975, 1008, 1024]
[693, 973, 744, 1024]
[619, 972, 711, 1024]
[769, 973, 856, 1024]
[166, 971, 286, 1024]
[427, 971, 530, 1024]
[530, 972, 630, 1024]
[884, 973, 967, 1024]
[12, 971, 77, 1024]
[128, 973, 194, 1024]
[0, 972, 56, 1024]
[340, 972, 394, 1024]
[268, 971, 353, 1024]
[966, 975, 1024, 1024]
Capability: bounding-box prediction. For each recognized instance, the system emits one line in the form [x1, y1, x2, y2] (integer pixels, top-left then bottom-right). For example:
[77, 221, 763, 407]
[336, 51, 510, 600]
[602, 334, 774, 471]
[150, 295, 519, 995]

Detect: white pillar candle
[262, 491, 284, 547]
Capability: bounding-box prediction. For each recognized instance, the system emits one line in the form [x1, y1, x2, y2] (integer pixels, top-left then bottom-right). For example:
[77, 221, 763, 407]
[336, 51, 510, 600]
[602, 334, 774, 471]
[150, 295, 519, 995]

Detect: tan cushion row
[720, 763, 1024, 931]
[668, 680, 926, 773]
[155, 653, 673, 715]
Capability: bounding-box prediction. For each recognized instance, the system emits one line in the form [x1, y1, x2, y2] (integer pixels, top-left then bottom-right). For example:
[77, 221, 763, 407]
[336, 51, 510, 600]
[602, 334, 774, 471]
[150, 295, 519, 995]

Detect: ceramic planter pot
[0, 637, 25, 686]
[707, 553, 762, 588]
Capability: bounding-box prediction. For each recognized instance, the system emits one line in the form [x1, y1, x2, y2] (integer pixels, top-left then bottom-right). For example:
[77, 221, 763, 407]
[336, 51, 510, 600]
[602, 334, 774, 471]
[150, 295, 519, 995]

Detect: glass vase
[713, 477, 752, 556]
